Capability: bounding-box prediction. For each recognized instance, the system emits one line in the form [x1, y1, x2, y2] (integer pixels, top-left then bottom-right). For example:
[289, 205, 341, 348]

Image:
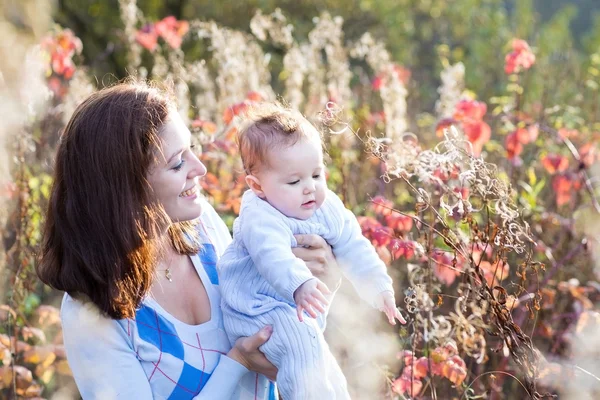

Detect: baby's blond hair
[237, 102, 321, 175]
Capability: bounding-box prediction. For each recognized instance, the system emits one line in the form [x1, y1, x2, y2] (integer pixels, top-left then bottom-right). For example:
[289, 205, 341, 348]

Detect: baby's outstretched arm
[378, 291, 407, 325]
[293, 278, 331, 322]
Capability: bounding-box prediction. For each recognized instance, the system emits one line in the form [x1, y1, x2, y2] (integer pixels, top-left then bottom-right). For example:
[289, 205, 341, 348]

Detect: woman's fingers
[291, 247, 319, 262]
[294, 234, 327, 249]
[241, 326, 273, 351]
[230, 326, 278, 380]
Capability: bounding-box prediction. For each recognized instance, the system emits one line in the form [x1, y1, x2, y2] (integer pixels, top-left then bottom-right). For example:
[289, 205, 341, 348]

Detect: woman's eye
[173, 159, 185, 171]
[288, 180, 300, 185]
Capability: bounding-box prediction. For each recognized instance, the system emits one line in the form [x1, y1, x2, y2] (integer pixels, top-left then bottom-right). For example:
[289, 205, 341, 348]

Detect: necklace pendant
[165, 268, 173, 282]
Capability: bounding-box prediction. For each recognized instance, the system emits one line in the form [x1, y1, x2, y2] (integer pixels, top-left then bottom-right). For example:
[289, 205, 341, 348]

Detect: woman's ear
[245, 175, 266, 198]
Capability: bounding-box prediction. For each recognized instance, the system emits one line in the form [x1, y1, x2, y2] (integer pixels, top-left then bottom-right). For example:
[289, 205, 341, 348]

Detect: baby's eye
[312, 174, 321, 179]
[288, 180, 300, 185]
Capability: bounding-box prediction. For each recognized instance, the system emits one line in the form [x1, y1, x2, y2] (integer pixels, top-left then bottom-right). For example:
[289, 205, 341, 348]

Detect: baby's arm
[241, 207, 329, 314]
[325, 192, 405, 324]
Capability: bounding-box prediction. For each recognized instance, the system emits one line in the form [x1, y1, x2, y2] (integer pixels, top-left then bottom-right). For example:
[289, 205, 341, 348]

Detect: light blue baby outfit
[218, 189, 394, 400]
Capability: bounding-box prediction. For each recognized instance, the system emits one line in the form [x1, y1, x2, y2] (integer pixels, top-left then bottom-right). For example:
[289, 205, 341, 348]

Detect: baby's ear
[245, 175, 266, 198]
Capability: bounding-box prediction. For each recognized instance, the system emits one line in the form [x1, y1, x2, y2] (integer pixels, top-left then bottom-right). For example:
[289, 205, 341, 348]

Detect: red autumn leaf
[191, 119, 218, 134]
[505, 131, 523, 159]
[392, 374, 423, 396]
[359, 216, 394, 248]
[453, 186, 469, 200]
[430, 346, 448, 364]
[389, 239, 417, 260]
[41, 28, 82, 80]
[371, 76, 383, 91]
[462, 119, 491, 157]
[505, 38, 535, 74]
[358, 216, 382, 235]
[246, 91, 263, 102]
[155, 16, 189, 49]
[515, 125, 539, 145]
[384, 213, 413, 233]
[453, 100, 487, 121]
[199, 172, 221, 194]
[58, 29, 82, 54]
[370, 226, 394, 247]
[436, 118, 457, 138]
[552, 174, 573, 206]
[370, 196, 393, 216]
[135, 24, 158, 52]
[413, 357, 429, 379]
[223, 102, 248, 124]
[541, 154, 569, 174]
[51, 52, 76, 78]
[441, 355, 468, 385]
[432, 251, 460, 286]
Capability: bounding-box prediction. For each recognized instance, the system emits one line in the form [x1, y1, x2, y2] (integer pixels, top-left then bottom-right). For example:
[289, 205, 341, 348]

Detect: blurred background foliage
[2, 0, 600, 398]
[52, 0, 600, 127]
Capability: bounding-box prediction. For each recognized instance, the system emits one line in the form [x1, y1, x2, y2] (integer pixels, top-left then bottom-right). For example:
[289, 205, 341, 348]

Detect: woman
[36, 80, 338, 399]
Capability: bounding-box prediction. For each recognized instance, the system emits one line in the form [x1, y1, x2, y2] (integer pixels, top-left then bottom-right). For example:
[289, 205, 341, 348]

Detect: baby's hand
[378, 291, 406, 325]
[293, 279, 331, 322]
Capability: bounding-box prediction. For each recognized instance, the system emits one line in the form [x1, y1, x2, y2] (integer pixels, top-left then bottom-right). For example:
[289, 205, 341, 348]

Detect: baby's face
[256, 136, 326, 220]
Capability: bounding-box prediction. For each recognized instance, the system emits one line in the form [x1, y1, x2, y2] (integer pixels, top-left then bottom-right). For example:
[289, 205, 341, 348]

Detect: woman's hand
[292, 234, 341, 287]
[227, 326, 277, 381]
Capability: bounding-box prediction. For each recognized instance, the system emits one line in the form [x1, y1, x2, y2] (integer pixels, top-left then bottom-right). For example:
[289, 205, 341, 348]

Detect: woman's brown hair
[37, 80, 200, 319]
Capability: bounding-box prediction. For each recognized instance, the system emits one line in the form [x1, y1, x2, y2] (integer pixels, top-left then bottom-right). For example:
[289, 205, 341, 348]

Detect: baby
[218, 103, 405, 400]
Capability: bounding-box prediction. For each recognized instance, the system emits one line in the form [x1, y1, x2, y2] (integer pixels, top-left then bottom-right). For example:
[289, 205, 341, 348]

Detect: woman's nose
[189, 154, 207, 178]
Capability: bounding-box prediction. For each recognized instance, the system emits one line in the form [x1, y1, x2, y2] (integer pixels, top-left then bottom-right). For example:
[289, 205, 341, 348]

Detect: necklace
[164, 267, 173, 282]
[159, 253, 175, 283]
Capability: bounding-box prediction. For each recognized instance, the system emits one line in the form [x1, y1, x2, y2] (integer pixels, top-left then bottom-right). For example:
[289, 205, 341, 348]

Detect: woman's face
[147, 112, 207, 222]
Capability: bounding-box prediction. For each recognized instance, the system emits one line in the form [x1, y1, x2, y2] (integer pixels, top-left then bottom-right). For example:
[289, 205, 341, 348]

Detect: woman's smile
[179, 185, 198, 198]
